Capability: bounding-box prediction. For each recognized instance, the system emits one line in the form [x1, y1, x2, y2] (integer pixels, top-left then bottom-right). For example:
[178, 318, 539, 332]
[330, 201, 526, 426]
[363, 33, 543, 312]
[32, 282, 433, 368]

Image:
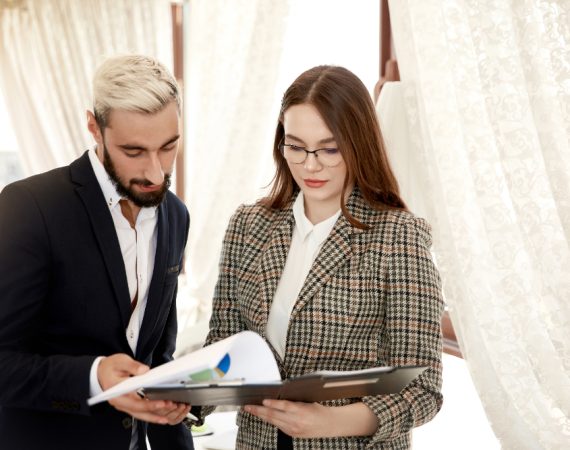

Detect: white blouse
[266, 192, 341, 359]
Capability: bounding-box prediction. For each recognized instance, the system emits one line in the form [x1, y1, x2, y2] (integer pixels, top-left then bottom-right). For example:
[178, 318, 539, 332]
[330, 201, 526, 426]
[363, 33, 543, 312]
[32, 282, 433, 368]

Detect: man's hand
[98, 354, 190, 425]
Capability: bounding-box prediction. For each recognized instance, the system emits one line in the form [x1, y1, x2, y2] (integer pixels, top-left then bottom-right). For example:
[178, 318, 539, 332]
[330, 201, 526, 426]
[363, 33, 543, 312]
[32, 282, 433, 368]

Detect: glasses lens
[316, 148, 342, 167]
[281, 144, 342, 167]
[282, 144, 306, 164]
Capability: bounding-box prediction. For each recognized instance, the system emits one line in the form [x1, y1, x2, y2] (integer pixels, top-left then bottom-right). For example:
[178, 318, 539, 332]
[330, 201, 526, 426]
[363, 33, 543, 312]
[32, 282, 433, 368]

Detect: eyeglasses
[279, 141, 343, 167]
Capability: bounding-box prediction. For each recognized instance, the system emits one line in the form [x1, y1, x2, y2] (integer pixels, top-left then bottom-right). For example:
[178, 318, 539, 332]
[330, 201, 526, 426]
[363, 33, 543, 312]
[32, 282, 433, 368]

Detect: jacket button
[122, 417, 133, 429]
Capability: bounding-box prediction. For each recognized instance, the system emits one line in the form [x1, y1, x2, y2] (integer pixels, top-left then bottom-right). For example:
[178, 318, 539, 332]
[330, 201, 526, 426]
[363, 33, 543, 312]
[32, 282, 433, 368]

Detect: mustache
[129, 175, 171, 188]
[130, 179, 158, 187]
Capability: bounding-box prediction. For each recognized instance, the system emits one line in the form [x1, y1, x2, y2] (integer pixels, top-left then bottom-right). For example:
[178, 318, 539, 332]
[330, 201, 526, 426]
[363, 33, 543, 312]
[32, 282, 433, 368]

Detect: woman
[204, 65, 444, 449]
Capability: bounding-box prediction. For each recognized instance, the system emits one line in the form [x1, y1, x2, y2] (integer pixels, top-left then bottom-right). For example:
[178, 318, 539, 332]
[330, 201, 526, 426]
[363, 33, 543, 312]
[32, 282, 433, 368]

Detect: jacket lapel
[70, 152, 132, 329]
[290, 215, 352, 319]
[290, 188, 369, 319]
[253, 208, 294, 337]
[137, 200, 169, 357]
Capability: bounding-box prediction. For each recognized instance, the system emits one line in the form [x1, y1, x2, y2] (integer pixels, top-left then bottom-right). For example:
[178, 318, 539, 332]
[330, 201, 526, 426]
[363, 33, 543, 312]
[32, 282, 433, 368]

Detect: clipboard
[142, 366, 426, 405]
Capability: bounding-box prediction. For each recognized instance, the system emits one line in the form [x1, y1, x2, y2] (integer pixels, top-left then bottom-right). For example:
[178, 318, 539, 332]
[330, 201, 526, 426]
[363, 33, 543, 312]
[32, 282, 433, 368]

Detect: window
[0, 90, 23, 190]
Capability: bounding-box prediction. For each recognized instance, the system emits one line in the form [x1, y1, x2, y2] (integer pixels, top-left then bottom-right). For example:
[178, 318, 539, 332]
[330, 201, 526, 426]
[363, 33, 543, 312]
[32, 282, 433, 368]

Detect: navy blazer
[0, 152, 193, 450]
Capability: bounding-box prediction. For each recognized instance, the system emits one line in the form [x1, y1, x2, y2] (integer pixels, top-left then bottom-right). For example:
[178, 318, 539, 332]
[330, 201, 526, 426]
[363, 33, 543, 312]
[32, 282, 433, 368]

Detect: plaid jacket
[205, 188, 444, 449]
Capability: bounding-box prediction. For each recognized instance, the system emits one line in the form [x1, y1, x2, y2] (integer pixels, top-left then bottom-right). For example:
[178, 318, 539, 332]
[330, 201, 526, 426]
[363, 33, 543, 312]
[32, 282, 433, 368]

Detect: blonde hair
[92, 54, 180, 129]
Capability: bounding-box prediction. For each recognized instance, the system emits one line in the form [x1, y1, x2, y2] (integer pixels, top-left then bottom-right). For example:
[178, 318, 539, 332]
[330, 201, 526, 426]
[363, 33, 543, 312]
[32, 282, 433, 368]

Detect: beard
[102, 144, 171, 208]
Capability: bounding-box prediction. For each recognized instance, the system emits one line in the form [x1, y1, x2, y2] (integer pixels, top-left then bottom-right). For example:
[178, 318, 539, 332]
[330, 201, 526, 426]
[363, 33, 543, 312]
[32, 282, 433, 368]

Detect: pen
[186, 411, 200, 422]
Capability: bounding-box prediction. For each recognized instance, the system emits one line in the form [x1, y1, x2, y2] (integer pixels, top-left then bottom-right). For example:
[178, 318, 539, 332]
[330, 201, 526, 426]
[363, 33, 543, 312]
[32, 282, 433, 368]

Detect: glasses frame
[279, 141, 342, 167]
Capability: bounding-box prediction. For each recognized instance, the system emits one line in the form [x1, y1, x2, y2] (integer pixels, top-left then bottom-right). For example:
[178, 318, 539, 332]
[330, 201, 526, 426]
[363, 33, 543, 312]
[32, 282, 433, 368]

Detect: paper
[88, 330, 280, 406]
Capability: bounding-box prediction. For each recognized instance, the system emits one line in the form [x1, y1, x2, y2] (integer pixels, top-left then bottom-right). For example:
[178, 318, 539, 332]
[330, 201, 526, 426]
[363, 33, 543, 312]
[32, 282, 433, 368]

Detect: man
[0, 55, 194, 450]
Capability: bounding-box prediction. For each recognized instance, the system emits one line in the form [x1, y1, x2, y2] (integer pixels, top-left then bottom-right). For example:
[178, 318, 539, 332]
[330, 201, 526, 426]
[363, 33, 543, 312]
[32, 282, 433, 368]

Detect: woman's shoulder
[233, 200, 287, 221]
[366, 208, 433, 248]
[228, 199, 291, 234]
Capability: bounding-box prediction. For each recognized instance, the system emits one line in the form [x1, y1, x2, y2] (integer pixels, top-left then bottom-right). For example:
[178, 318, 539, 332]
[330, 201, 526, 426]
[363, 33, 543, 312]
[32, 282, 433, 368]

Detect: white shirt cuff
[89, 356, 105, 398]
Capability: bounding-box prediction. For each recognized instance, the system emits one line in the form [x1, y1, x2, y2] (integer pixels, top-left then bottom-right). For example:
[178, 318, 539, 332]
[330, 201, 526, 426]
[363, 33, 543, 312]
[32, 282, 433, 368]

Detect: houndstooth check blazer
[205, 187, 444, 449]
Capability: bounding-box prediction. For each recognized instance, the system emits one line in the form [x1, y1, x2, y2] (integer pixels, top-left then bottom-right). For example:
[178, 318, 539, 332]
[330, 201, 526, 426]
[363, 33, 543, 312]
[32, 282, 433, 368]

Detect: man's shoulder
[1, 165, 73, 201]
[163, 190, 190, 235]
[165, 190, 187, 212]
[164, 190, 189, 222]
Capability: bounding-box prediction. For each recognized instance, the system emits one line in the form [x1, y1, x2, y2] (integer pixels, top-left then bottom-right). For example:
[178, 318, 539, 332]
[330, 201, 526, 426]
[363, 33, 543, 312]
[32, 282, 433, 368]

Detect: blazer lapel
[137, 200, 169, 357]
[253, 209, 294, 337]
[290, 188, 370, 319]
[290, 216, 352, 319]
[70, 152, 132, 328]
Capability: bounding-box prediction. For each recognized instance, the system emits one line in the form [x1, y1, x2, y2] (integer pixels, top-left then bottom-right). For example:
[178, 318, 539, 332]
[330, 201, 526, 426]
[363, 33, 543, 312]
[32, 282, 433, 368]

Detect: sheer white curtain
[383, 0, 570, 448]
[0, 0, 173, 176]
[179, 0, 379, 348]
[180, 0, 290, 334]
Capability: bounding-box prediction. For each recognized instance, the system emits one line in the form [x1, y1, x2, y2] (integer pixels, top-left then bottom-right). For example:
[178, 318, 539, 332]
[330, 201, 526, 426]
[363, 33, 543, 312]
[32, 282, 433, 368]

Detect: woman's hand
[244, 400, 378, 438]
[244, 399, 334, 438]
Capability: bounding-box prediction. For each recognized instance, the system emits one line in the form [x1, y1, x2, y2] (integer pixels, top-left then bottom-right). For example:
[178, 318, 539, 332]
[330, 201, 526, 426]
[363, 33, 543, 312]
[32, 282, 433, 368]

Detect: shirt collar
[292, 192, 341, 245]
[88, 147, 157, 220]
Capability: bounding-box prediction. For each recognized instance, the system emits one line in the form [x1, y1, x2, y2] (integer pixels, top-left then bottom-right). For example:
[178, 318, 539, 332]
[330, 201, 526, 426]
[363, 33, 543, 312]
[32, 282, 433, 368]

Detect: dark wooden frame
[377, 0, 462, 357]
[374, 0, 400, 100]
[172, 2, 185, 203]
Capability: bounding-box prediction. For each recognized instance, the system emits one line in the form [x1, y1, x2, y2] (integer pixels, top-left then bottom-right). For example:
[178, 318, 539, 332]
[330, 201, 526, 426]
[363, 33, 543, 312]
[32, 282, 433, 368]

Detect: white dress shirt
[266, 192, 341, 359]
[86, 149, 158, 448]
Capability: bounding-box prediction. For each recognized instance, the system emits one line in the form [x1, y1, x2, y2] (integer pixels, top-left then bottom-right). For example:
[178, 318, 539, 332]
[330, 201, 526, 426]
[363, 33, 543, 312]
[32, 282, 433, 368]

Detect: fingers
[106, 353, 149, 376]
[117, 354, 149, 376]
[244, 400, 294, 430]
[110, 393, 168, 424]
[98, 353, 149, 390]
[161, 403, 191, 425]
[244, 400, 326, 438]
[110, 393, 190, 425]
[98, 354, 189, 426]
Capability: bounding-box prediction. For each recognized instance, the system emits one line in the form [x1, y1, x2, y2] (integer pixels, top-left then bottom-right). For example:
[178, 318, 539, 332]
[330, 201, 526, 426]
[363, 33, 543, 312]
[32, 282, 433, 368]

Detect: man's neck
[119, 200, 141, 228]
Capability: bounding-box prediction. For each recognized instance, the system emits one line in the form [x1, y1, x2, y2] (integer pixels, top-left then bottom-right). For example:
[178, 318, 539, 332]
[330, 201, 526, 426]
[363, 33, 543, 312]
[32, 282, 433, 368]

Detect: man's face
[88, 101, 180, 208]
[101, 143, 171, 208]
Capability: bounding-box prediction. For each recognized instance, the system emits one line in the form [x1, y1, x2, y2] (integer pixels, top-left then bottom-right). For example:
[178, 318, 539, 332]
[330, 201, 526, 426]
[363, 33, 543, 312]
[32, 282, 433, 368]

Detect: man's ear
[86, 110, 103, 144]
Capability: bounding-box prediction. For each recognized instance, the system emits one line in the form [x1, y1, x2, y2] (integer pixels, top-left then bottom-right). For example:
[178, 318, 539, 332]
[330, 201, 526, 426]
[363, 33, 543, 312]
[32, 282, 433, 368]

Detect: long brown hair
[262, 65, 406, 229]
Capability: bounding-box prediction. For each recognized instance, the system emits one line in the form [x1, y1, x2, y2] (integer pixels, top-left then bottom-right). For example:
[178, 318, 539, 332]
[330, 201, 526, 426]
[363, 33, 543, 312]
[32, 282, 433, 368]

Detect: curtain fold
[180, 0, 290, 332]
[384, 0, 570, 448]
[0, 0, 173, 176]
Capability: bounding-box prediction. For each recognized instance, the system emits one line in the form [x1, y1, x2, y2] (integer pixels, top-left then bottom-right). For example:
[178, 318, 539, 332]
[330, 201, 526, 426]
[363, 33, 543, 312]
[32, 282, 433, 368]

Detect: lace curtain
[384, 0, 570, 448]
[0, 0, 173, 176]
[178, 0, 290, 337]
[178, 0, 380, 351]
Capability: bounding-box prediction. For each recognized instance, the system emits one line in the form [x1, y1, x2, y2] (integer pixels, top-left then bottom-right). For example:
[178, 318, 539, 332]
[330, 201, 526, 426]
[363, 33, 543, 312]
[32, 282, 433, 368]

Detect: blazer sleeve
[0, 183, 95, 415]
[196, 205, 249, 420]
[205, 204, 249, 345]
[362, 215, 444, 446]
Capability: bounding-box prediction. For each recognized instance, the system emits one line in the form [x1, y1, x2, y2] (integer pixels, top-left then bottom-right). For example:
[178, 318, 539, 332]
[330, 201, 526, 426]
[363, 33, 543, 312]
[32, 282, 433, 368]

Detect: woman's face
[282, 103, 351, 223]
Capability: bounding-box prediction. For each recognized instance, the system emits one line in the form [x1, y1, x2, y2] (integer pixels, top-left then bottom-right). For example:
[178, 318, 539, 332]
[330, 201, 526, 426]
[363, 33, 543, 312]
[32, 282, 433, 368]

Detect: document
[88, 331, 426, 406]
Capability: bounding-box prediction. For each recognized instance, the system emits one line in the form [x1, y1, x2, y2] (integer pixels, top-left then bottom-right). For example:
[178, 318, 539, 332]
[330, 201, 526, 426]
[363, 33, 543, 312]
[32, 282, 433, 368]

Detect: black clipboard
[142, 366, 426, 406]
